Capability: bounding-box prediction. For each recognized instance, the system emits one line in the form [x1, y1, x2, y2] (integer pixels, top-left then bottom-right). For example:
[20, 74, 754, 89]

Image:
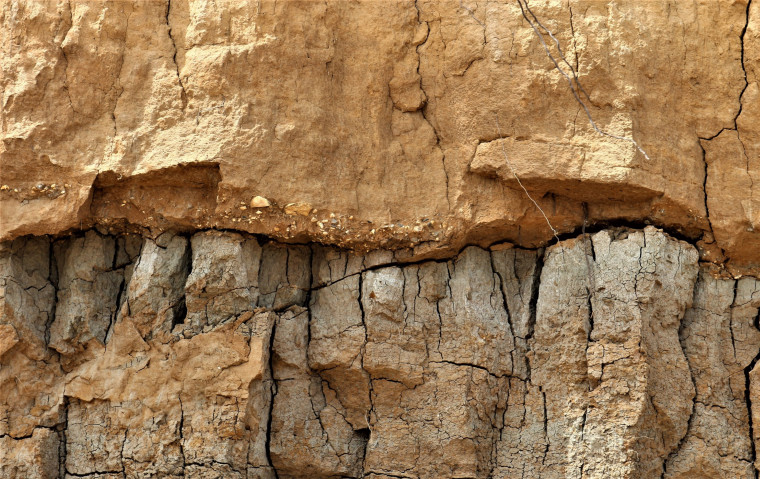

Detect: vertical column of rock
[62, 232, 187, 478]
[183, 231, 262, 334]
[49, 231, 129, 368]
[305, 245, 404, 438]
[586, 229, 697, 477]
[177, 231, 264, 477]
[244, 311, 278, 479]
[0, 236, 61, 479]
[269, 307, 367, 477]
[520, 227, 699, 479]
[160, 309, 276, 479]
[361, 264, 441, 476]
[490, 247, 546, 479]
[518, 237, 592, 478]
[257, 242, 310, 311]
[360, 247, 511, 478]
[491, 247, 543, 380]
[116, 232, 189, 340]
[664, 273, 760, 478]
[308, 272, 371, 430]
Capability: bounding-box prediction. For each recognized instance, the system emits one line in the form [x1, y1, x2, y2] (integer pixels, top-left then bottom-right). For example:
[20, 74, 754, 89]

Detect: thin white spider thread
[459, 0, 485, 27]
[517, 0, 651, 161]
[495, 116, 561, 243]
[463, 0, 647, 247]
[521, 0, 591, 102]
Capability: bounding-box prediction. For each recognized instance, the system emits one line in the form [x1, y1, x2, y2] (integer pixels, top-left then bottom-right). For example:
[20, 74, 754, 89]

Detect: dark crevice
[177, 395, 186, 473]
[171, 296, 187, 328]
[58, 395, 70, 478]
[698, 140, 720, 252]
[106, 275, 126, 343]
[165, 0, 187, 108]
[356, 427, 371, 470]
[585, 292, 594, 346]
[579, 408, 588, 478]
[540, 387, 549, 465]
[663, 278, 700, 477]
[46, 237, 59, 346]
[525, 249, 543, 344]
[731, 280, 740, 361]
[265, 317, 280, 479]
[431, 360, 507, 379]
[172, 234, 193, 329]
[305, 246, 315, 349]
[490, 252, 517, 349]
[745, 307, 760, 479]
[581, 204, 596, 358]
[65, 470, 124, 477]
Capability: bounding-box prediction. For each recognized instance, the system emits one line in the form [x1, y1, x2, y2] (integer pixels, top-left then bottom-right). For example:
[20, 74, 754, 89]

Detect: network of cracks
[1, 226, 759, 478]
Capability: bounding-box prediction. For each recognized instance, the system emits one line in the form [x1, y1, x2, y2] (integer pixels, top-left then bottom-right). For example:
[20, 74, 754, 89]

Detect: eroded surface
[2, 227, 759, 478]
[1, 0, 758, 273]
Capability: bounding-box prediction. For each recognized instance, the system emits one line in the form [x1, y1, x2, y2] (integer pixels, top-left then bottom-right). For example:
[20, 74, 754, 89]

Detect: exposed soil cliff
[2, 1, 760, 478]
[2, 226, 760, 478]
[1, 0, 759, 273]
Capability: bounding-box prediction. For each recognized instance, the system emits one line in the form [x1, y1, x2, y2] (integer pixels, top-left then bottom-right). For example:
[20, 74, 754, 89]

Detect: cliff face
[1, 0, 759, 272]
[2, 227, 760, 478]
[2, 1, 760, 478]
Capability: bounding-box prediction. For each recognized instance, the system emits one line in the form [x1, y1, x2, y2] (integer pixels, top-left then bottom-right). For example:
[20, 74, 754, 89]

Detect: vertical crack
[413, 0, 450, 211]
[698, 139, 721, 252]
[58, 396, 69, 478]
[736, 0, 752, 128]
[737, 0, 753, 188]
[166, 0, 188, 108]
[526, 249, 543, 344]
[178, 395, 186, 473]
[490, 252, 516, 344]
[540, 387, 549, 466]
[119, 429, 127, 475]
[662, 275, 700, 477]
[745, 307, 760, 479]
[516, 0, 651, 160]
[579, 408, 587, 478]
[45, 238, 59, 346]
[265, 318, 280, 479]
[581, 204, 596, 348]
[106, 276, 126, 344]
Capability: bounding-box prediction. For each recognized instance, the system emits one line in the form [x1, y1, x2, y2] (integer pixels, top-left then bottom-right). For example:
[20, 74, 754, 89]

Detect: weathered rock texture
[3, 1, 760, 477]
[2, 226, 760, 478]
[1, 0, 759, 274]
